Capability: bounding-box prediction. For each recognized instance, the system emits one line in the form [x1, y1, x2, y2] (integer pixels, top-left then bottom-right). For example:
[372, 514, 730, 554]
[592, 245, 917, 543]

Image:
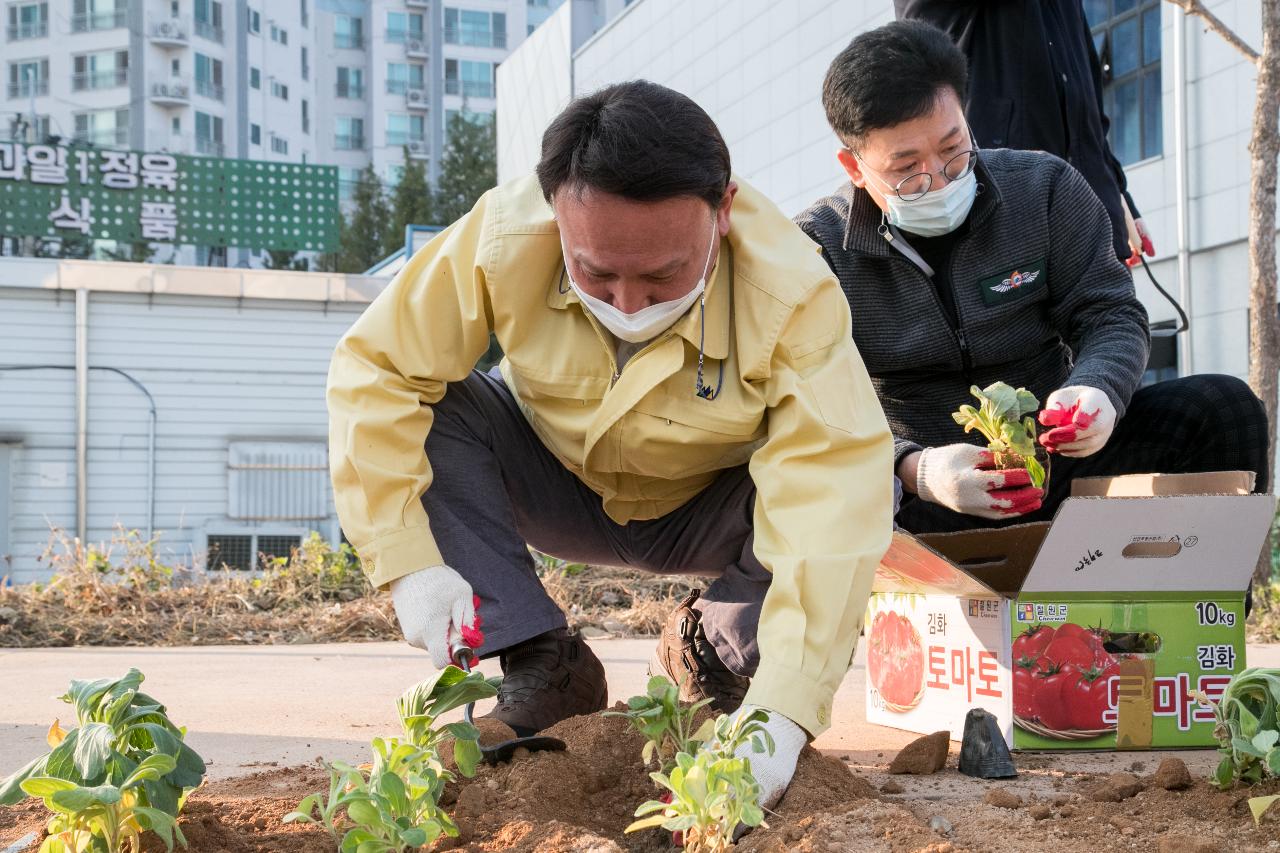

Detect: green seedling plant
[0, 668, 206, 853]
[1199, 667, 1280, 824]
[626, 707, 776, 853]
[952, 381, 1046, 489]
[286, 664, 498, 852]
[604, 675, 716, 770]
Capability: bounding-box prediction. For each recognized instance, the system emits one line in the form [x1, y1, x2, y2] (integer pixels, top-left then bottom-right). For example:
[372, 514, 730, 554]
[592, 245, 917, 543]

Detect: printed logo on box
[966, 599, 1001, 619]
[1016, 603, 1069, 623]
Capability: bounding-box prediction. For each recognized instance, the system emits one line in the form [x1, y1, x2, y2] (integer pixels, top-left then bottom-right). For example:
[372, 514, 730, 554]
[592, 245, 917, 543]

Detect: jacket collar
[545, 237, 731, 361]
[839, 153, 1004, 255]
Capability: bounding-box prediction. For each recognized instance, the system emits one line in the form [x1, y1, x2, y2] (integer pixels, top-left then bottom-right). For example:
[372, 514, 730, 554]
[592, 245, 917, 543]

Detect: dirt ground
[3, 708, 1279, 853]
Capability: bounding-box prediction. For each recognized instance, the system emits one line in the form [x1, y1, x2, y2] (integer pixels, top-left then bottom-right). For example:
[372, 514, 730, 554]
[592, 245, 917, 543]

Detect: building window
[386, 62, 425, 94]
[7, 2, 48, 40]
[194, 0, 224, 43]
[171, 57, 180, 75]
[7, 58, 49, 99]
[386, 113, 425, 146]
[195, 110, 224, 156]
[301, 98, 310, 134]
[72, 0, 125, 33]
[386, 11, 424, 43]
[444, 59, 495, 98]
[270, 134, 287, 155]
[249, 66, 260, 89]
[301, 46, 309, 81]
[247, 8, 260, 34]
[73, 107, 128, 148]
[250, 122, 261, 145]
[228, 442, 329, 520]
[171, 115, 180, 134]
[4, 113, 49, 142]
[335, 15, 363, 49]
[336, 67, 364, 98]
[444, 8, 507, 48]
[335, 116, 364, 150]
[194, 53, 224, 101]
[300, 0, 308, 28]
[338, 165, 360, 200]
[385, 163, 405, 187]
[270, 80, 289, 100]
[1085, 0, 1162, 165]
[1141, 334, 1178, 387]
[72, 50, 128, 91]
[270, 23, 287, 44]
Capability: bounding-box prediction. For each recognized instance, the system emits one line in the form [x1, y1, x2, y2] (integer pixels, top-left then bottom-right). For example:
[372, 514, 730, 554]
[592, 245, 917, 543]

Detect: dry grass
[0, 528, 694, 647]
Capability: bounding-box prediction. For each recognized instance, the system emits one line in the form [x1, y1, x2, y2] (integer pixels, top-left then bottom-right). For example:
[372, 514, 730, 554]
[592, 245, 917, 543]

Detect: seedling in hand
[952, 382, 1046, 489]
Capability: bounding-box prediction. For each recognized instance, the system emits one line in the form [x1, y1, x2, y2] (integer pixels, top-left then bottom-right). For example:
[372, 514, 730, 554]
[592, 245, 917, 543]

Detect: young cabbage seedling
[626, 707, 776, 853]
[605, 675, 716, 771]
[952, 382, 1046, 489]
[1198, 667, 1280, 824]
[0, 669, 206, 853]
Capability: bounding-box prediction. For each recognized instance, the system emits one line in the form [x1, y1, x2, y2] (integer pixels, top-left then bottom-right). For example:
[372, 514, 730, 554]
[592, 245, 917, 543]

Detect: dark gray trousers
[421, 369, 770, 676]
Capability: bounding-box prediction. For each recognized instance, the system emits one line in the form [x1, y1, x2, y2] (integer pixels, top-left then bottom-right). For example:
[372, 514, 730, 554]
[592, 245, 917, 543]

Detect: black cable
[1140, 254, 1190, 338]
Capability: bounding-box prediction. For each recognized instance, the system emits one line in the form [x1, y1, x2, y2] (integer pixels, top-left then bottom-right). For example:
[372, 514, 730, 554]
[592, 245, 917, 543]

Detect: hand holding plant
[952, 382, 1046, 489]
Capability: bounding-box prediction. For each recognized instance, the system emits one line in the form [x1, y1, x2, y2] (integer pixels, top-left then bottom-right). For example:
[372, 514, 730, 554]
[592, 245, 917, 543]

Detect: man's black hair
[822, 20, 968, 147]
[536, 80, 730, 208]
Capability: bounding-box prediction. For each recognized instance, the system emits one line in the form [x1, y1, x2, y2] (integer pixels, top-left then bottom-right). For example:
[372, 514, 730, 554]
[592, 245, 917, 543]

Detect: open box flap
[1071, 470, 1256, 498]
[1020, 494, 1277, 594]
[920, 522, 1052, 597]
[875, 531, 999, 597]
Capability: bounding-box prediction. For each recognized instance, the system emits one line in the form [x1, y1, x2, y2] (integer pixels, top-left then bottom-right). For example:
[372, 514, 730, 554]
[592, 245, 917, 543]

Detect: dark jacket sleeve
[793, 206, 924, 471]
[1044, 161, 1150, 417]
[894, 0, 978, 38]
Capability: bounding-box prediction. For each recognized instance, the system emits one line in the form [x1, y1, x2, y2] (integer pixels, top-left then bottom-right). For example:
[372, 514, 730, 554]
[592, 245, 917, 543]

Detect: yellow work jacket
[327, 174, 893, 735]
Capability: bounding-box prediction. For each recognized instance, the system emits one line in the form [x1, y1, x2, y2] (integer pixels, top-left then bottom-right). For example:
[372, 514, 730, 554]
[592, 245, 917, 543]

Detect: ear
[716, 181, 738, 237]
[836, 148, 865, 188]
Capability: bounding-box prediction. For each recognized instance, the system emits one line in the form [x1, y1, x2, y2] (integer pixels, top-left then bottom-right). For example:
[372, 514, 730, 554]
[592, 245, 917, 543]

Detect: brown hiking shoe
[652, 590, 749, 713]
[489, 627, 608, 737]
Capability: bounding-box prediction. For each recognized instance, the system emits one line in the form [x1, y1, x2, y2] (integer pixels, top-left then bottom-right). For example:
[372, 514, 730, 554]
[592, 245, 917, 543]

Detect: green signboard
[0, 142, 339, 251]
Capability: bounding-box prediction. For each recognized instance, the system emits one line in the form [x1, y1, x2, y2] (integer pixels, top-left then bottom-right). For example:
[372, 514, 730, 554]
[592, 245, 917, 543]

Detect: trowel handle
[451, 646, 478, 728]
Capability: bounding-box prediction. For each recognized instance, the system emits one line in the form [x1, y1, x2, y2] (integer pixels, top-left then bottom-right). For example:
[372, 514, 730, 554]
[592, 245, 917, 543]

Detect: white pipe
[1172, 5, 1194, 375]
[75, 288, 88, 542]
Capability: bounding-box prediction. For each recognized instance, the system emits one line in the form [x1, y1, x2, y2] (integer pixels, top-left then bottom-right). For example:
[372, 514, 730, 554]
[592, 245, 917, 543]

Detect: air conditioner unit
[152, 81, 188, 98]
[406, 141, 428, 158]
[405, 38, 427, 54]
[406, 88, 427, 105]
[155, 20, 184, 39]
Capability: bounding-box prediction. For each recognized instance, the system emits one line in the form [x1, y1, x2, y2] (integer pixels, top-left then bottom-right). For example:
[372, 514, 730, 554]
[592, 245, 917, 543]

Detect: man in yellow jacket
[327, 80, 893, 808]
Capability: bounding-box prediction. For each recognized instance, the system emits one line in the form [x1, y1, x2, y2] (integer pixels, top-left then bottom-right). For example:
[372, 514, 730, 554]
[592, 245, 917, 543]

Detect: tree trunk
[1248, 2, 1280, 586]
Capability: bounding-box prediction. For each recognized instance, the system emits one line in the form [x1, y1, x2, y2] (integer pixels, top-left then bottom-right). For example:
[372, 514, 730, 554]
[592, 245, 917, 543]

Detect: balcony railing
[334, 33, 363, 49]
[195, 79, 224, 100]
[7, 21, 48, 40]
[7, 79, 49, 99]
[444, 28, 506, 48]
[335, 84, 364, 99]
[73, 128, 129, 149]
[194, 20, 223, 43]
[385, 29, 423, 44]
[72, 10, 127, 32]
[149, 78, 190, 104]
[195, 137, 225, 157]
[444, 79, 494, 98]
[334, 134, 364, 150]
[72, 69, 129, 91]
[386, 79, 424, 95]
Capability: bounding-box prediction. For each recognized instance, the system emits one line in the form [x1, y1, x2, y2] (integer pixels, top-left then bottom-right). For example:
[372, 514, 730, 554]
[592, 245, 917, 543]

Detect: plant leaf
[72, 722, 114, 780]
[51, 783, 122, 812]
[625, 814, 671, 833]
[1251, 794, 1280, 826]
[1254, 730, 1280, 752]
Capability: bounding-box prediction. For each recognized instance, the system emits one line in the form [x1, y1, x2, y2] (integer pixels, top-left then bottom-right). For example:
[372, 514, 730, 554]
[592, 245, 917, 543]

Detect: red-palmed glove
[916, 443, 1044, 519]
[389, 566, 485, 668]
[1038, 386, 1117, 458]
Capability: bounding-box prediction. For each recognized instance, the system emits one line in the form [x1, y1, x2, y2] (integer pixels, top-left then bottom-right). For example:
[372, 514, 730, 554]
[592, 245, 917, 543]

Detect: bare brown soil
[6, 711, 1280, 852]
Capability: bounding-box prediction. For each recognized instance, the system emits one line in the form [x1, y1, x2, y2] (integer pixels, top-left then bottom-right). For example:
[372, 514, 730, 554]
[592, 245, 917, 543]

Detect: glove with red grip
[916, 443, 1044, 519]
[1038, 386, 1117, 458]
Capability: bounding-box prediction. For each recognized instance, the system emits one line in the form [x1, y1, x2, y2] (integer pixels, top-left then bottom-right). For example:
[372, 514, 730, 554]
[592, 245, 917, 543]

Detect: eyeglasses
[856, 145, 979, 202]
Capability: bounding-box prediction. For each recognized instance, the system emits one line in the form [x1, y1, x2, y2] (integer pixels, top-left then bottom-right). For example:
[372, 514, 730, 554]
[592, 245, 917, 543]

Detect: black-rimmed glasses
[859, 146, 980, 202]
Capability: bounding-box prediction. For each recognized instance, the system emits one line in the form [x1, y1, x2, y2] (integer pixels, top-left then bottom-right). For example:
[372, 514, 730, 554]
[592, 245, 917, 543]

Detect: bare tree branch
[1165, 0, 1261, 63]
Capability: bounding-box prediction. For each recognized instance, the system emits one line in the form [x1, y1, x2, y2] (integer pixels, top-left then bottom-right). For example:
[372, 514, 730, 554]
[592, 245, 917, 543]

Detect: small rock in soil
[1152, 757, 1194, 791]
[1128, 760, 1146, 772]
[1157, 836, 1217, 853]
[983, 789, 1022, 809]
[918, 844, 955, 853]
[889, 731, 950, 775]
[928, 815, 953, 836]
[601, 619, 627, 634]
[0, 606, 18, 624]
[880, 780, 904, 794]
[1029, 804, 1052, 820]
[1086, 772, 1145, 802]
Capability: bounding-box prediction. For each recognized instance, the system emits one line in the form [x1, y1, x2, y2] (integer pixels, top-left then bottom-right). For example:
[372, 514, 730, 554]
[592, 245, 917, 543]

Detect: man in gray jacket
[796, 20, 1268, 533]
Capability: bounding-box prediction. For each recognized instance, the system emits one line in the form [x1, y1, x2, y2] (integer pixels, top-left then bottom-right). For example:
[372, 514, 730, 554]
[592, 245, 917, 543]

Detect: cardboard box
[866, 471, 1275, 749]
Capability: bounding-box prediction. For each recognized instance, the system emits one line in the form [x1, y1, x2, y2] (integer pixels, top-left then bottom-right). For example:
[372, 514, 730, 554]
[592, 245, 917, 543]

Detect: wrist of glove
[1038, 385, 1117, 458]
[916, 443, 1044, 520]
[389, 565, 483, 669]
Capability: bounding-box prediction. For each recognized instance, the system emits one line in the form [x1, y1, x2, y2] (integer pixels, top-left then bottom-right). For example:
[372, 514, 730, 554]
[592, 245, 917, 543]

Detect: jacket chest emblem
[991, 269, 1040, 294]
[978, 259, 1047, 306]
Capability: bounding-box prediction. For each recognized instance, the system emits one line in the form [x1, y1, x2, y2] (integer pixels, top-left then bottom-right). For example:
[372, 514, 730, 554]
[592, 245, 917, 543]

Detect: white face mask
[564, 218, 719, 344]
[868, 167, 978, 238]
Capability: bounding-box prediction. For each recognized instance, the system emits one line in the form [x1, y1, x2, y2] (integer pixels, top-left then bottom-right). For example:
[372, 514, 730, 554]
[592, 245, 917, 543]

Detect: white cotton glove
[1038, 385, 1117, 458]
[916, 443, 1044, 519]
[734, 705, 806, 811]
[389, 565, 481, 669]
